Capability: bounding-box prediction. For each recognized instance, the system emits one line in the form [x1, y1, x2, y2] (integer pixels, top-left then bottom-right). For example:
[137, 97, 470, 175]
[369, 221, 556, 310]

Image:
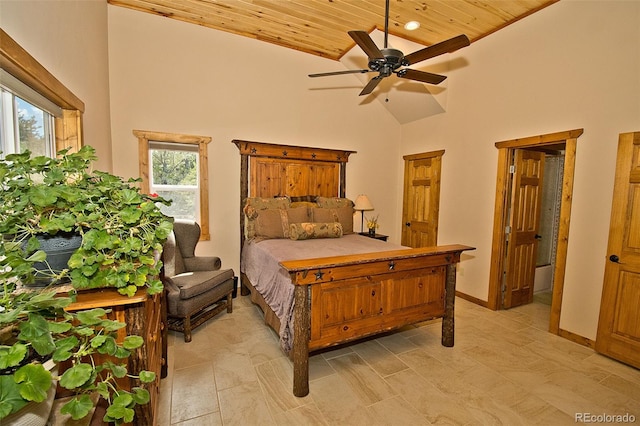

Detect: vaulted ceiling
[108, 0, 558, 61]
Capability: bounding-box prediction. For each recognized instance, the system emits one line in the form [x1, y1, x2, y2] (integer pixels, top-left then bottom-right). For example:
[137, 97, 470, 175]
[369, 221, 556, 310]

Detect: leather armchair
[162, 219, 235, 342]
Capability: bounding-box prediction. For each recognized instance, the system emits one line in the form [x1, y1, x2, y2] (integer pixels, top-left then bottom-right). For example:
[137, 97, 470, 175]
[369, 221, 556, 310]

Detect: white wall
[400, 0, 640, 339]
[106, 6, 401, 278]
[0, 0, 113, 170]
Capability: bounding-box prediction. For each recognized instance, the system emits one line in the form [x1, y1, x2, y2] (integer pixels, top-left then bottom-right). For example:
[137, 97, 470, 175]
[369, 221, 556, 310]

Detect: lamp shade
[354, 194, 374, 211]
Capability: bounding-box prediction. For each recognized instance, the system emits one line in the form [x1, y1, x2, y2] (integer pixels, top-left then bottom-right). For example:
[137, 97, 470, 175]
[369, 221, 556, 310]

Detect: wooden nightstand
[358, 232, 388, 241]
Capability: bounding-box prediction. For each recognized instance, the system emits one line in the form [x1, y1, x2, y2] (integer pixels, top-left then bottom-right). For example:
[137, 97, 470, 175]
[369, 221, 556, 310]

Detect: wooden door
[401, 151, 443, 248]
[503, 149, 545, 308]
[596, 132, 640, 368]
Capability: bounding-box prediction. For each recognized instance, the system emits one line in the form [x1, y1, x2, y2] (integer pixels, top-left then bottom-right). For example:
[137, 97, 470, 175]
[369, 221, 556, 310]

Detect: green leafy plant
[0, 289, 155, 423]
[0, 146, 174, 423]
[0, 145, 173, 296]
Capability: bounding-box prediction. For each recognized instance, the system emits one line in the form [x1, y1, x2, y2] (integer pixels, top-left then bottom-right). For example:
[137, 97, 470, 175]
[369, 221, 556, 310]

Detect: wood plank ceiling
[108, 0, 558, 61]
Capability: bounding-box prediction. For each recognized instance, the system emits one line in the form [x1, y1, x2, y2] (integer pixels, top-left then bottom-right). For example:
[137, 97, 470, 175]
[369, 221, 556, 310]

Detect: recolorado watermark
[575, 413, 636, 423]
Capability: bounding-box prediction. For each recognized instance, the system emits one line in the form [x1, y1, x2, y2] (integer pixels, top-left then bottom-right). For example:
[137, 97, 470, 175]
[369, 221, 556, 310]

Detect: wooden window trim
[0, 29, 84, 153]
[135, 130, 211, 240]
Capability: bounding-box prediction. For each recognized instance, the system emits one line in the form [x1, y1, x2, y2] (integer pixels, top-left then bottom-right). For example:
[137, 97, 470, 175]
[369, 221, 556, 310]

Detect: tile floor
[157, 294, 640, 425]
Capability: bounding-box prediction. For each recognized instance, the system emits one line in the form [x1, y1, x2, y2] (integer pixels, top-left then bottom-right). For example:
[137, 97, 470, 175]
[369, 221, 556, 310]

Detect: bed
[233, 139, 474, 397]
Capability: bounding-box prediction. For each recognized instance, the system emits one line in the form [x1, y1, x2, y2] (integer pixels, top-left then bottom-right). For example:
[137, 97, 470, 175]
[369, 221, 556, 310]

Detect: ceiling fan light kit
[309, 0, 470, 96]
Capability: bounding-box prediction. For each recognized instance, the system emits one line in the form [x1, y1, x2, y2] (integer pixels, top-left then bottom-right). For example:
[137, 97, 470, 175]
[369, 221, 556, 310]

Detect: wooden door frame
[487, 129, 583, 336]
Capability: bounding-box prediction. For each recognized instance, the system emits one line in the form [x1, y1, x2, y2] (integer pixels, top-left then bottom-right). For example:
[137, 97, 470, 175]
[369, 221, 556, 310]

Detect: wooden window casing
[135, 130, 211, 240]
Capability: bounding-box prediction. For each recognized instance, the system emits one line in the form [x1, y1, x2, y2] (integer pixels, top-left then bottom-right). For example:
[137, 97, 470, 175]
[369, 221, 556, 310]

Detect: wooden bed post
[292, 284, 310, 397]
[339, 162, 347, 198]
[239, 152, 249, 296]
[442, 263, 457, 347]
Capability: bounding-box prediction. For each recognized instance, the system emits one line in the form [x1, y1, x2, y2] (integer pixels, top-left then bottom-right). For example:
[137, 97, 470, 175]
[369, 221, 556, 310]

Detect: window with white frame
[0, 71, 59, 158]
[149, 141, 200, 221]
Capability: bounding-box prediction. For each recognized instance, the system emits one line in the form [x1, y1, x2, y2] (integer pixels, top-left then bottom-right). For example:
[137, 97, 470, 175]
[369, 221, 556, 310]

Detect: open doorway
[532, 153, 564, 306]
[488, 129, 583, 336]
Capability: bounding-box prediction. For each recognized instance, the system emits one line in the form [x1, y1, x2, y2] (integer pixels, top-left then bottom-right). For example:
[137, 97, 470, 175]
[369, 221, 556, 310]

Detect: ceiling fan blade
[348, 31, 384, 60]
[359, 75, 384, 96]
[403, 34, 470, 66]
[309, 69, 371, 78]
[397, 68, 447, 85]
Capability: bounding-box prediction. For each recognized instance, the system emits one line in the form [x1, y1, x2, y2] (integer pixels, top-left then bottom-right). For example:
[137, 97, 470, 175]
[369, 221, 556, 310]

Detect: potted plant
[0, 288, 154, 424]
[366, 214, 379, 236]
[0, 146, 173, 423]
[0, 146, 173, 296]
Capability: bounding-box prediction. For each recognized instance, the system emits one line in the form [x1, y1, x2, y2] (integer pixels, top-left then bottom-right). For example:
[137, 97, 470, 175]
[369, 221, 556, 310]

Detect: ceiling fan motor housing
[368, 48, 404, 77]
[381, 48, 404, 67]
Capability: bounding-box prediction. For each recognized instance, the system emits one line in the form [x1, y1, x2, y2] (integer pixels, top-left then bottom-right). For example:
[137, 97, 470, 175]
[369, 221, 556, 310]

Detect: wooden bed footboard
[280, 244, 474, 397]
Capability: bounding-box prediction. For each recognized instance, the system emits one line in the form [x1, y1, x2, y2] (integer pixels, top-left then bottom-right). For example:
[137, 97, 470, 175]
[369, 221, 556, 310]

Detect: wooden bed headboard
[233, 140, 356, 246]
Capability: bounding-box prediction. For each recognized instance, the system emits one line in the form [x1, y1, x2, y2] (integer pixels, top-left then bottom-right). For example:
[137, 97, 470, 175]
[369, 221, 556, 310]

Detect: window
[135, 130, 211, 240]
[0, 86, 56, 158]
[150, 142, 199, 220]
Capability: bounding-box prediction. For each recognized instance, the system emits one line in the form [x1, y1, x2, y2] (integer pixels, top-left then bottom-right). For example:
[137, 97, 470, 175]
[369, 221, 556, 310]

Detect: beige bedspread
[241, 234, 407, 351]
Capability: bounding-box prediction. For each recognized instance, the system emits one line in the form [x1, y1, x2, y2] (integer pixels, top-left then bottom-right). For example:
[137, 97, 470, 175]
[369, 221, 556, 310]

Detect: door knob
[609, 254, 621, 263]
[405, 222, 411, 227]
[534, 234, 542, 240]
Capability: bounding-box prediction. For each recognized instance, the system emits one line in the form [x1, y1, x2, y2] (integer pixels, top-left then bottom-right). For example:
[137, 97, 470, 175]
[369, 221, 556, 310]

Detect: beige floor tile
[169, 363, 218, 424]
[310, 374, 378, 425]
[217, 381, 274, 425]
[397, 348, 457, 384]
[367, 395, 430, 425]
[582, 353, 640, 386]
[255, 361, 307, 413]
[508, 393, 575, 425]
[270, 402, 328, 426]
[173, 412, 223, 426]
[319, 344, 354, 360]
[384, 368, 477, 425]
[211, 350, 258, 391]
[529, 381, 610, 417]
[462, 394, 529, 425]
[375, 330, 419, 354]
[328, 352, 397, 405]
[308, 353, 336, 381]
[599, 373, 640, 403]
[351, 340, 409, 377]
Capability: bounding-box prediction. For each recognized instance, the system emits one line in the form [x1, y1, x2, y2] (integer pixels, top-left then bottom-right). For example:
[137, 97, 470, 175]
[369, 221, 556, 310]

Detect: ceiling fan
[308, 0, 470, 96]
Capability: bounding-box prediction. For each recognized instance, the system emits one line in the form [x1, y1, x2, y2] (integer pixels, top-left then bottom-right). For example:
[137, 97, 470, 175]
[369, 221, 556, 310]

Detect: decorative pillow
[315, 196, 354, 209]
[289, 222, 343, 240]
[252, 208, 311, 239]
[253, 209, 287, 239]
[243, 197, 292, 239]
[311, 206, 354, 234]
[243, 197, 290, 218]
[287, 206, 311, 223]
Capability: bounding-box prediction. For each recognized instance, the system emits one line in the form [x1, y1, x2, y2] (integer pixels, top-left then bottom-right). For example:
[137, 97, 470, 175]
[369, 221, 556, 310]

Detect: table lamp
[354, 194, 374, 233]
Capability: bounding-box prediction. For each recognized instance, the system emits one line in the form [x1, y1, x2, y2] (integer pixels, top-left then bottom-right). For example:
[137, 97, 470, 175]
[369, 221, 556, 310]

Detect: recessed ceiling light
[404, 21, 420, 31]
